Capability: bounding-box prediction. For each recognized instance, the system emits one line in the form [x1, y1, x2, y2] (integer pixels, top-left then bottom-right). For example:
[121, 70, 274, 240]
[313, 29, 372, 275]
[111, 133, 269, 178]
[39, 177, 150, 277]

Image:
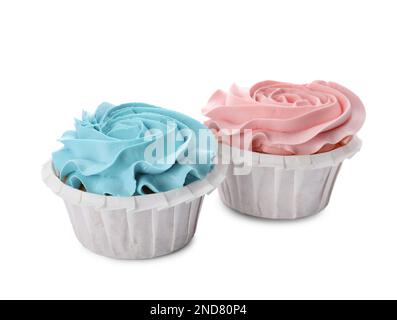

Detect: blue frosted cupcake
[43, 102, 226, 259]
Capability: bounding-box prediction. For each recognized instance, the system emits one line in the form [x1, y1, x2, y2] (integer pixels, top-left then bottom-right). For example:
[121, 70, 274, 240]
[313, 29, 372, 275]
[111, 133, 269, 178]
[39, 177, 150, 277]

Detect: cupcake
[203, 81, 365, 219]
[42, 102, 226, 259]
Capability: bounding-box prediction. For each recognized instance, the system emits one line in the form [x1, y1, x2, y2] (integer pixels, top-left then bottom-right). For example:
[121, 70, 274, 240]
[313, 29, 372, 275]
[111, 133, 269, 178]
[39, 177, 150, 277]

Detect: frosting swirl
[52, 103, 216, 196]
[203, 80, 365, 155]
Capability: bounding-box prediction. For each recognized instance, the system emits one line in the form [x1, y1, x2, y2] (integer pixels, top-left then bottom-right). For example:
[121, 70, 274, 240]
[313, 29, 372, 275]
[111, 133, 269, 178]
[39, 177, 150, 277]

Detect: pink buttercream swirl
[203, 80, 365, 155]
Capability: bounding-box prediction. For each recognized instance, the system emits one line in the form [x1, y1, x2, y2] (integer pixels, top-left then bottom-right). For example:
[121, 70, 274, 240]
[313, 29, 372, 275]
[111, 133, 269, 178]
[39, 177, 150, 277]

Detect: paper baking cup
[42, 162, 227, 259]
[218, 136, 362, 220]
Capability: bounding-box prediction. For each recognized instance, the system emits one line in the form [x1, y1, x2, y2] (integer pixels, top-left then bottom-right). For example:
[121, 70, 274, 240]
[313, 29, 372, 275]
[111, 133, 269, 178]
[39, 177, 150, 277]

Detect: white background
[0, 0, 395, 300]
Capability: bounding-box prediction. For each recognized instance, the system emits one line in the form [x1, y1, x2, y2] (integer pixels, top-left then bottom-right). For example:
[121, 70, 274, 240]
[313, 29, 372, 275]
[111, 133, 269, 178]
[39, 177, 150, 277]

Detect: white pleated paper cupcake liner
[42, 161, 227, 259]
[218, 136, 362, 220]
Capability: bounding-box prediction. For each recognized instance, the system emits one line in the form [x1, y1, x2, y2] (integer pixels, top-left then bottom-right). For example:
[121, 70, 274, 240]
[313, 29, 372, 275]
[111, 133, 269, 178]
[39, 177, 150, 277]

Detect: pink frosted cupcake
[203, 81, 365, 219]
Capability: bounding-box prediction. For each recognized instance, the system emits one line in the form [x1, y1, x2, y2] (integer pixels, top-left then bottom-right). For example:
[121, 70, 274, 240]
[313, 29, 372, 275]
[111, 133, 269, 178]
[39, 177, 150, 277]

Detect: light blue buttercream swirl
[52, 103, 216, 196]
